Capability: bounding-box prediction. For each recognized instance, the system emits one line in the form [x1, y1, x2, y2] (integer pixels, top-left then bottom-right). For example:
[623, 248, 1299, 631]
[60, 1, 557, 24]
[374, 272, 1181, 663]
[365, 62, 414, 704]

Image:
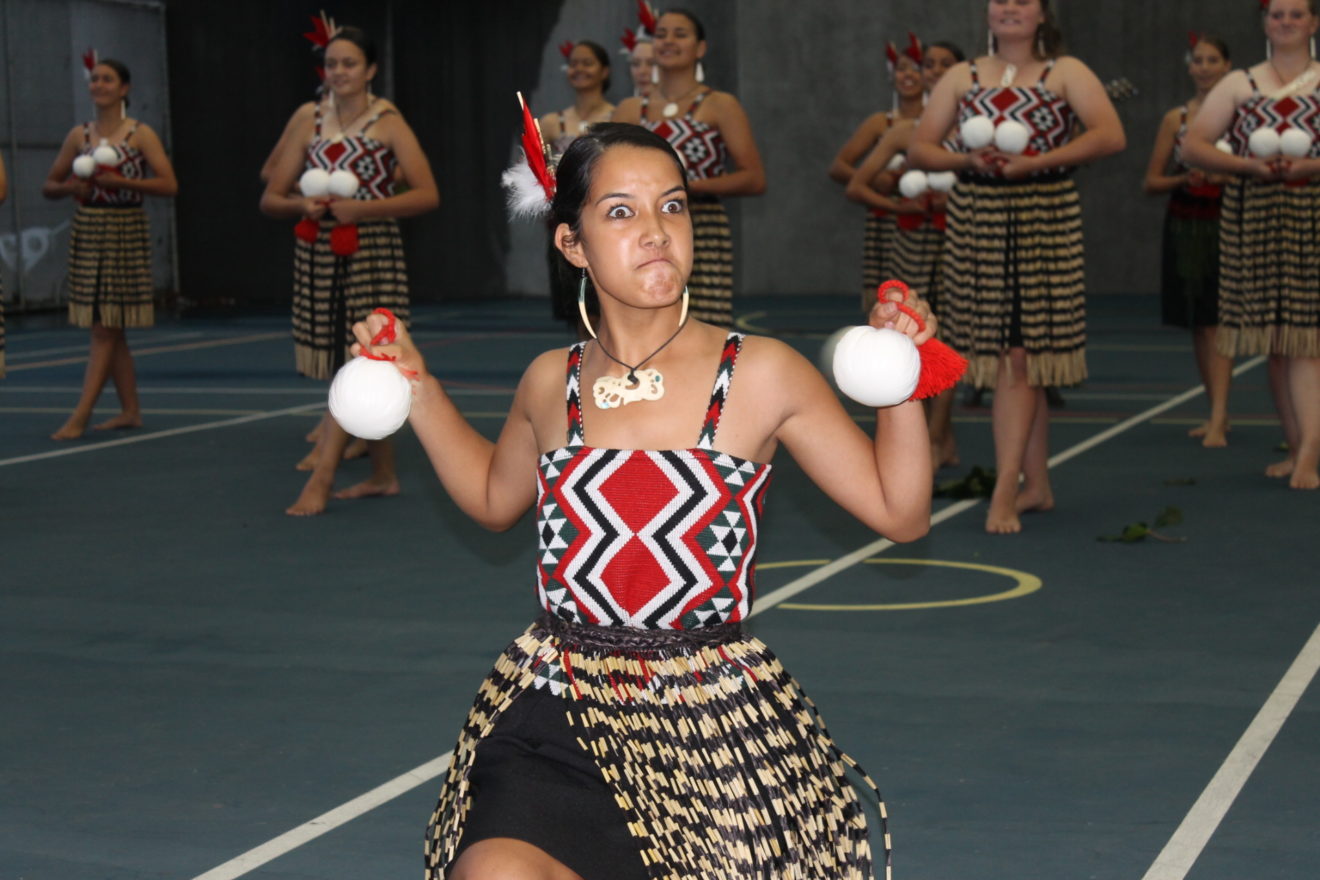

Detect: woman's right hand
[1248, 158, 1284, 181]
[67, 178, 92, 201]
[302, 197, 329, 220]
[350, 311, 430, 382]
[966, 148, 1003, 176]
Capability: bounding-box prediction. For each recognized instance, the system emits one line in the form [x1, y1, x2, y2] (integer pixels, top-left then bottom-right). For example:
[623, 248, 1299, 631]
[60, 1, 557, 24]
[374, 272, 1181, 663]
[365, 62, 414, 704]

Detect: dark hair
[548, 123, 689, 308]
[328, 26, 378, 67]
[95, 59, 132, 108]
[661, 8, 706, 41]
[575, 40, 612, 93]
[1192, 34, 1231, 63]
[926, 40, 966, 63]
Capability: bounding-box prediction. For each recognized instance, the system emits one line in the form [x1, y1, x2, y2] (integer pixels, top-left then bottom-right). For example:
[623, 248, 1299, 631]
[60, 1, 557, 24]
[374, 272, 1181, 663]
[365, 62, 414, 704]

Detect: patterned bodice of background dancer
[81, 123, 147, 206]
[640, 91, 729, 180]
[305, 105, 398, 199]
[1225, 73, 1320, 159]
[956, 60, 1076, 175]
[535, 334, 771, 631]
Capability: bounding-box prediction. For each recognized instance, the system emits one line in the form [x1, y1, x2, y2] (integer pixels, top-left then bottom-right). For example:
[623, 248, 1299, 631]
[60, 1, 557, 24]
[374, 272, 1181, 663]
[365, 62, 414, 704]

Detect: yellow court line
[763, 558, 1042, 611]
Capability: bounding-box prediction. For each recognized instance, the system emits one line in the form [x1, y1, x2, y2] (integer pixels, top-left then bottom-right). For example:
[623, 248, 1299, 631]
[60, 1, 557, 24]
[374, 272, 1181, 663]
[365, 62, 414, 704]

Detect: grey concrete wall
[509, 0, 1267, 298]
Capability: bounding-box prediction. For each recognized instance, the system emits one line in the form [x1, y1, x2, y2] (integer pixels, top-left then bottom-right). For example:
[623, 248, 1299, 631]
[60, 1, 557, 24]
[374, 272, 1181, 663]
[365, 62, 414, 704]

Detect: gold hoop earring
[578, 271, 598, 339]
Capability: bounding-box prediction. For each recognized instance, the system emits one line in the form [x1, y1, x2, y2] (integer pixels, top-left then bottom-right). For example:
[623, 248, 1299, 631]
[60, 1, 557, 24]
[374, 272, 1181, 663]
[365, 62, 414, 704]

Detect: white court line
[0, 403, 325, 468]
[187, 358, 1272, 880]
[1140, 622, 1320, 880]
[8, 332, 205, 359]
[5, 332, 287, 371]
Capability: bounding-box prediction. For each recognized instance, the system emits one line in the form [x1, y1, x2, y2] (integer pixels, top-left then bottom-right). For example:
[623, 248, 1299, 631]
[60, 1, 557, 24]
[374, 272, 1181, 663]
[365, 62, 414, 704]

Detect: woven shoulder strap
[697, 333, 743, 450]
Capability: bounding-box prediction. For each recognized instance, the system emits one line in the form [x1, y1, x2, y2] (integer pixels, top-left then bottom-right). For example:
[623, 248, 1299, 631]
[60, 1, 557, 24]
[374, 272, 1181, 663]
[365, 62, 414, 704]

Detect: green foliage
[1098, 506, 1186, 543]
[935, 466, 997, 499]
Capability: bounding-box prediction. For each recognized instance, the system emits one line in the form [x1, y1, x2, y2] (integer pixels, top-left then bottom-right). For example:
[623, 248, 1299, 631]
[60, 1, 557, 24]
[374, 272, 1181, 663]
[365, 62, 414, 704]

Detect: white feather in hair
[502, 159, 553, 220]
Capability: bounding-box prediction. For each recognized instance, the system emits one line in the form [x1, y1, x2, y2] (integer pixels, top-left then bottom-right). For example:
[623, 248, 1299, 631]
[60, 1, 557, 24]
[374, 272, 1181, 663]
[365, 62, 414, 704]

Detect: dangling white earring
[120, 100, 126, 120]
[987, 32, 994, 56]
[679, 287, 689, 328]
[578, 271, 598, 340]
[1036, 30, 1045, 58]
[1312, 35, 1316, 58]
[696, 61, 705, 83]
[651, 64, 660, 84]
[1267, 39, 1273, 60]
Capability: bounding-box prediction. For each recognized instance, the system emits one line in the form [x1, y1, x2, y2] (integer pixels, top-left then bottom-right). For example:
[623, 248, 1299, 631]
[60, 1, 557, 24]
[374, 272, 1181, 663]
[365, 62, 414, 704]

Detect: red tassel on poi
[330, 223, 360, 256]
[294, 217, 319, 244]
[875, 280, 968, 400]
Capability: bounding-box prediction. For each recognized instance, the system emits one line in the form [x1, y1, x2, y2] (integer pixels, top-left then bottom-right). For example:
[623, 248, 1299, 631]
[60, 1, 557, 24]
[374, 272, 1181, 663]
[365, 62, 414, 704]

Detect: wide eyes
[605, 199, 686, 220]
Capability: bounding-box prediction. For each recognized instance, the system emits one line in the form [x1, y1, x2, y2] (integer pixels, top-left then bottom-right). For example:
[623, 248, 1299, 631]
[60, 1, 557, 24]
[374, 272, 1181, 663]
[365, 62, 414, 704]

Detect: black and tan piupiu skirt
[941, 174, 1086, 389]
[1217, 177, 1320, 358]
[425, 614, 890, 880]
[1161, 187, 1222, 328]
[292, 217, 409, 380]
[862, 212, 895, 312]
[688, 198, 734, 329]
[890, 219, 947, 323]
[67, 205, 154, 329]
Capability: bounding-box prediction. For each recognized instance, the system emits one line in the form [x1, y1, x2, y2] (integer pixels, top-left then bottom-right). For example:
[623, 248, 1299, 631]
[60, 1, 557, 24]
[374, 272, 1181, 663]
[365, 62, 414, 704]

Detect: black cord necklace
[593, 316, 688, 385]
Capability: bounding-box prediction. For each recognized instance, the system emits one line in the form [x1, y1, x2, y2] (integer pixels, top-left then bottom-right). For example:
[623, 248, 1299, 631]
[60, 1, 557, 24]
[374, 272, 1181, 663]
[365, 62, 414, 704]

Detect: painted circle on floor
[760, 558, 1042, 611]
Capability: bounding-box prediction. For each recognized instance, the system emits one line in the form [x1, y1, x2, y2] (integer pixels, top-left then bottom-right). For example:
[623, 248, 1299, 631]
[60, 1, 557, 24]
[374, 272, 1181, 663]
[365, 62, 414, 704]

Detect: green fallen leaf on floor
[1098, 506, 1187, 543]
[934, 466, 997, 499]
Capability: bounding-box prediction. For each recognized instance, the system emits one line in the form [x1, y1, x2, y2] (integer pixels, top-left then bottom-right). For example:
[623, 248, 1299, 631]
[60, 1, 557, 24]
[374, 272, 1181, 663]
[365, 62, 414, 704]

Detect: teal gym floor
[2, 295, 1316, 879]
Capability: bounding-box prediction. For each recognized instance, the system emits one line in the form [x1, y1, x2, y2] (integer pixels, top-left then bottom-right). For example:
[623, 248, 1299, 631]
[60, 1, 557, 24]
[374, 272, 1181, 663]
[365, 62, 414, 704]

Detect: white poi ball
[72, 155, 96, 178]
[927, 170, 958, 192]
[898, 169, 929, 199]
[327, 169, 360, 198]
[960, 115, 995, 150]
[327, 356, 413, 440]
[1280, 127, 1313, 158]
[92, 144, 119, 166]
[994, 120, 1031, 155]
[830, 324, 921, 408]
[1248, 127, 1281, 158]
[1215, 138, 1234, 154]
[886, 153, 906, 172]
[299, 168, 330, 198]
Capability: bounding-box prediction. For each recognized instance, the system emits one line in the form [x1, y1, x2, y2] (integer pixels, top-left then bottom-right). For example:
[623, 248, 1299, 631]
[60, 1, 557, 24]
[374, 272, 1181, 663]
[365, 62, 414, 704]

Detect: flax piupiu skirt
[1160, 186, 1222, 328]
[688, 198, 734, 329]
[861, 211, 895, 312]
[941, 173, 1086, 389]
[67, 204, 154, 329]
[425, 614, 890, 880]
[291, 217, 409, 380]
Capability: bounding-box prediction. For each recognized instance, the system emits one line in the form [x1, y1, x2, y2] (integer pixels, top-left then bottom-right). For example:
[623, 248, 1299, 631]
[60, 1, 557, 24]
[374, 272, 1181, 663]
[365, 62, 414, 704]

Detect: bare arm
[42, 127, 91, 201]
[828, 112, 889, 185]
[997, 57, 1126, 180]
[1143, 107, 1189, 195]
[690, 92, 766, 198]
[539, 111, 564, 145]
[0, 152, 7, 203]
[259, 105, 320, 219]
[845, 122, 918, 212]
[768, 293, 936, 541]
[108, 124, 177, 197]
[1184, 70, 1280, 179]
[350, 312, 541, 530]
[910, 63, 980, 173]
[611, 97, 644, 124]
[260, 100, 316, 183]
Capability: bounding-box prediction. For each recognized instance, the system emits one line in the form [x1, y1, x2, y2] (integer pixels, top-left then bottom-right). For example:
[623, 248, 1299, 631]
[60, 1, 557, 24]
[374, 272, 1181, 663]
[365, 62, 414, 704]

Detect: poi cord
[361, 307, 419, 379]
[874, 279, 968, 400]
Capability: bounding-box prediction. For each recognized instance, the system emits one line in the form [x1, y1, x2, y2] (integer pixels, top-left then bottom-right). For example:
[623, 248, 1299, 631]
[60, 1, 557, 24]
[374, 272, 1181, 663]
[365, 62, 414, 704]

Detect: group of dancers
[3, 2, 1318, 876]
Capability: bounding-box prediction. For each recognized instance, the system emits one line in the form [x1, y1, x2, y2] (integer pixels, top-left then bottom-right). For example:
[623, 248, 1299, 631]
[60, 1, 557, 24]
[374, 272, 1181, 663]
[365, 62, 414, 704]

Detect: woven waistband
[963, 169, 1075, 186]
[535, 612, 744, 652]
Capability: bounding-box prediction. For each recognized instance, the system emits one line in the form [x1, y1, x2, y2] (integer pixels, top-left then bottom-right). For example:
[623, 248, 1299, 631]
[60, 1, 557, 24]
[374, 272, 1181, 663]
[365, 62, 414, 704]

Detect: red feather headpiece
[638, 0, 658, 35]
[559, 41, 575, 60]
[885, 41, 899, 75]
[82, 47, 98, 81]
[501, 92, 556, 219]
[303, 10, 338, 49]
[1260, 0, 1270, 9]
[621, 27, 639, 53]
[904, 32, 923, 65]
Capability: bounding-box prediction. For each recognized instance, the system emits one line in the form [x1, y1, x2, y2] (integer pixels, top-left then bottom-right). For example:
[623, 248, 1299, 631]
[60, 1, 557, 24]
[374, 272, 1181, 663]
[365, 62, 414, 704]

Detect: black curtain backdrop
[165, 0, 562, 308]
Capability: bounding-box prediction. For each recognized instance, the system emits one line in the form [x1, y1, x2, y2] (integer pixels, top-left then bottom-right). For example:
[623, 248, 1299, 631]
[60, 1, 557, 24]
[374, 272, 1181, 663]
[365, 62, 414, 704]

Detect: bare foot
[1265, 456, 1296, 479]
[1188, 421, 1210, 438]
[986, 484, 1022, 534]
[51, 418, 88, 441]
[305, 424, 322, 444]
[342, 438, 369, 461]
[1016, 483, 1055, 514]
[931, 435, 960, 470]
[334, 477, 401, 501]
[93, 413, 142, 431]
[295, 449, 320, 471]
[1290, 468, 1320, 490]
[286, 475, 334, 516]
[1200, 426, 1228, 448]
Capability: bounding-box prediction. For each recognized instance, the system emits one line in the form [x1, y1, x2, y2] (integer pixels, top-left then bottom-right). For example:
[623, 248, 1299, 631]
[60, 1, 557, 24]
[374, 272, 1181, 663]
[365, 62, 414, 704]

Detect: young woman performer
[831, 34, 927, 310]
[43, 58, 177, 440]
[260, 26, 439, 515]
[626, 36, 656, 99]
[541, 41, 616, 158]
[1183, 0, 1320, 489]
[362, 122, 936, 879]
[847, 40, 965, 470]
[612, 8, 765, 329]
[910, 0, 1125, 533]
[1144, 34, 1234, 448]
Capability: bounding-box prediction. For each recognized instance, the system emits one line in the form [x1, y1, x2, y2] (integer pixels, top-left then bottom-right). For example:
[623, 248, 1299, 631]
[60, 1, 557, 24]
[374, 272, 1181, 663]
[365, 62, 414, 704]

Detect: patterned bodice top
[956, 60, 1076, 176]
[640, 91, 729, 181]
[535, 333, 772, 630]
[81, 123, 147, 206]
[1171, 107, 1223, 204]
[1225, 72, 1320, 159]
[305, 103, 398, 200]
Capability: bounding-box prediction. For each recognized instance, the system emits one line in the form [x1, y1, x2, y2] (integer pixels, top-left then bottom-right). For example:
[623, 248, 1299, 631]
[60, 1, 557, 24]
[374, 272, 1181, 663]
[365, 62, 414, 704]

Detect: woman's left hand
[999, 153, 1040, 180]
[1282, 157, 1320, 182]
[327, 197, 366, 223]
[870, 285, 937, 346]
[92, 171, 127, 190]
